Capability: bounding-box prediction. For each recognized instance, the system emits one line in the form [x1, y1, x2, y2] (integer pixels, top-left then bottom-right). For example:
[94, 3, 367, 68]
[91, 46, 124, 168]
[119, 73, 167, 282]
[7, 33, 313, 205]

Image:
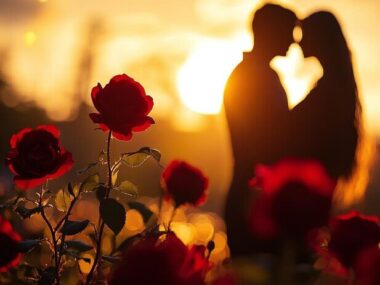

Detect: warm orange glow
[125, 209, 145, 232]
[177, 39, 243, 114]
[271, 44, 323, 109]
[24, 31, 37, 46]
[79, 253, 94, 274]
[170, 222, 196, 245]
[189, 214, 215, 243]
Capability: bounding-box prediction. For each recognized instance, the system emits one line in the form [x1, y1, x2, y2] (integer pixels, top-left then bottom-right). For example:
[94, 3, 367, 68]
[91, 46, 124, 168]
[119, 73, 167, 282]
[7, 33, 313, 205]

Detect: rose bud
[110, 233, 210, 285]
[250, 159, 336, 240]
[89, 74, 154, 141]
[162, 160, 209, 207]
[328, 211, 380, 268]
[6, 125, 73, 190]
[0, 216, 21, 272]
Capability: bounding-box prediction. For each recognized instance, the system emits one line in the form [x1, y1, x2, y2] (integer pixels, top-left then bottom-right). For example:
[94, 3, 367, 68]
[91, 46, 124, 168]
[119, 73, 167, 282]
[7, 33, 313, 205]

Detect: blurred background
[0, 0, 379, 236]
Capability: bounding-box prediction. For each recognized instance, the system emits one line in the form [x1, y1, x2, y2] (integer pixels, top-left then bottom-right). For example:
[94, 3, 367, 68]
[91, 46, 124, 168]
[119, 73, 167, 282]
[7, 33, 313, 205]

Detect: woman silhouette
[291, 11, 361, 181]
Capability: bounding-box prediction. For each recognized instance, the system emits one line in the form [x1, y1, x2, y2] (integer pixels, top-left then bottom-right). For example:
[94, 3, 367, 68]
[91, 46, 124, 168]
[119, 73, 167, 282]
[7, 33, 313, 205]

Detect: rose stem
[55, 188, 80, 276]
[168, 205, 178, 230]
[39, 185, 61, 285]
[86, 131, 112, 284]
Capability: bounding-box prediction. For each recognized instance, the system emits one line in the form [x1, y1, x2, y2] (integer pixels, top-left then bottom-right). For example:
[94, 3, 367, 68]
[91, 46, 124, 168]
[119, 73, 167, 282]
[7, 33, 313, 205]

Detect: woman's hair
[302, 11, 372, 207]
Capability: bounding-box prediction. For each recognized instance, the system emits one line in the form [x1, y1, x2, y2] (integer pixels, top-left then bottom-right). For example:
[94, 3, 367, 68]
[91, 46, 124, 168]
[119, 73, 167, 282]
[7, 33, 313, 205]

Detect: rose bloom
[250, 159, 336, 240]
[212, 273, 239, 285]
[89, 74, 154, 141]
[328, 211, 380, 268]
[162, 160, 209, 207]
[354, 246, 380, 285]
[6, 125, 73, 190]
[109, 233, 210, 285]
[0, 216, 21, 272]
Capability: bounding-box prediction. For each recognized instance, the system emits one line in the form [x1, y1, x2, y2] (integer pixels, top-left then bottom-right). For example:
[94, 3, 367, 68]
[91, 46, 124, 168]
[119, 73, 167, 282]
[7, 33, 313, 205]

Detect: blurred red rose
[354, 246, 380, 285]
[212, 273, 239, 285]
[89, 74, 154, 141]
[0, 216, 21, 272]
[5, 125, 73, 190]
[162, 160, 209, 207]
[250, 159, 336, 240]
[110, 233, 210, 285]
[328, 211, 380, 268]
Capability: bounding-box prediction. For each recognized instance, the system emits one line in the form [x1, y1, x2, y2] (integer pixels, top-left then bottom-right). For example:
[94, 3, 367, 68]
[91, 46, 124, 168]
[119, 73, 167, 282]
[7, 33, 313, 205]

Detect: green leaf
[122, 147, 161, 168]
[15, 205, 43, 219]
[127, 202, 153, 223]
[116, 180, 138, 198]
[112, 169, 119, 186]
[80, 173, 100, 193]
[16, 239, 41, 253]
[100, 198, 126, 235]
[60, 220, 89, 235]
[72, 184, 80, 197]
[64, 240, 93, 252]
[55, 189, 72, 212]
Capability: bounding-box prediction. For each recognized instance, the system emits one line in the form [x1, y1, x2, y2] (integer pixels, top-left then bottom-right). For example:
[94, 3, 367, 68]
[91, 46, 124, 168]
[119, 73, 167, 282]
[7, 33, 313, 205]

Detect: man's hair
[252, 3, 297, 39]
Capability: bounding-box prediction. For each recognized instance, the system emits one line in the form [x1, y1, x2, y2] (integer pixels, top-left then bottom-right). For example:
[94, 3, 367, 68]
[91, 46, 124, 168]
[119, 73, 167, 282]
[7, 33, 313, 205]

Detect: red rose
[162, 160, 209, 207]
[354, 246, 380, 285]
[6, 125, 73, 190]
[0, 216, 21, 272]
[212, 274, 239, 285]
[89, 74, 154, 141]
[110, 233, 210, 285]
[328, 211, 380, 268]
[250, 159, 336, 240]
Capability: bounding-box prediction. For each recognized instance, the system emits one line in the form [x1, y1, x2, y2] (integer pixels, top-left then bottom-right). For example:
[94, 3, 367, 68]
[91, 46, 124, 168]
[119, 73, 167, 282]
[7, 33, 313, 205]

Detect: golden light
[271, 43, 323, 109]
[79, 253, 94, 274]
[125, 209, 145, 232]
[189, 214, 215, 243]
[101, 234, 113, 255]
[177, 39, 243, 114]
[212, 231, 227, 254]
[24, 31, 37, 46]
[170, 222, 196, 245]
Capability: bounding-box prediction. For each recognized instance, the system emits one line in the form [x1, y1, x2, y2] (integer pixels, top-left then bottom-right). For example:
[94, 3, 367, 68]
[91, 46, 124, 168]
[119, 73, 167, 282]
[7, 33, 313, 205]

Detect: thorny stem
[54, 184, 81, 275]
[39, 185, 60, 285]
[86, 131, 112, 284]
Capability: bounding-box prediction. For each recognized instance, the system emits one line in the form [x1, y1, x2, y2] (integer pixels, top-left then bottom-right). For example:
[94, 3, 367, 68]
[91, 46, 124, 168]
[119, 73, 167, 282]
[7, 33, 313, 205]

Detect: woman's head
[300, 11, 350, 70]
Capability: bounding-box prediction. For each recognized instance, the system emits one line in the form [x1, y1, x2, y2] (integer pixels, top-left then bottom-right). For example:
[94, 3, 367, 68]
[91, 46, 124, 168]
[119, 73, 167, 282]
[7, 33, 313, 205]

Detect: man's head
[251, 3, 297, 58]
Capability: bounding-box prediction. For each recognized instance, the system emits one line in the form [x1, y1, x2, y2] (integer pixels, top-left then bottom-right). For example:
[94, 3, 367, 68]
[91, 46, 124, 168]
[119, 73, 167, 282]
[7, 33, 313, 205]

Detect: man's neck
[248, 47, 274, 65]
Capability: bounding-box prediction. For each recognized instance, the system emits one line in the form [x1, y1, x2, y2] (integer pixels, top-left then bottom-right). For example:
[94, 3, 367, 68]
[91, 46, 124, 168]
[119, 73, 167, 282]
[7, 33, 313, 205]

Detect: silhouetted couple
[224, 3, 360, 256]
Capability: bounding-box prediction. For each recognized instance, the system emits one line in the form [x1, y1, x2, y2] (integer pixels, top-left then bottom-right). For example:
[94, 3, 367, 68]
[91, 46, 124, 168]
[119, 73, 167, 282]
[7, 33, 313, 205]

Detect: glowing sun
[177, 40, 243, 115]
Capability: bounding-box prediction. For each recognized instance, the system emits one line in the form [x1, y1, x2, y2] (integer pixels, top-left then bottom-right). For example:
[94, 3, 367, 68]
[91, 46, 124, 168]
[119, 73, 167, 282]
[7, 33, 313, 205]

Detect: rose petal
[48, 151, 74, 180]
[144, 95, 154, 114]
[112, 131, 133, 141]
[36, 125, 60, 139]
[9, 127, 32, 148]
[91, 83, 104, 112]
[14, 176, 50, 190]
[132, 116, 155, 132]
[89, 113, 104, 124]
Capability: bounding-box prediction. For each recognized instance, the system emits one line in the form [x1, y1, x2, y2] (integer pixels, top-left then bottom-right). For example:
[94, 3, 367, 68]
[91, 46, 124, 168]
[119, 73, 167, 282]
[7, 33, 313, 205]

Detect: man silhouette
[224, 3, 297, 256]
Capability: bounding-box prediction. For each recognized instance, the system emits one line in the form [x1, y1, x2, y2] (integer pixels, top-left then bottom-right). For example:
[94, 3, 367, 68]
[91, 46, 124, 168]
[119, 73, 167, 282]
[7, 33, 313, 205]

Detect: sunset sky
[0, 0, 379, 134]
